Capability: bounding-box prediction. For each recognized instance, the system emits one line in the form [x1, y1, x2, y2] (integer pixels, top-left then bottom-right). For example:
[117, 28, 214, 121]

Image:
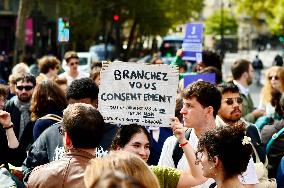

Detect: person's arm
[0, 110, 19, 148]
[171, 49, 184, 66]
[171, 117, 207, 187]
[5, 127, 19, 148]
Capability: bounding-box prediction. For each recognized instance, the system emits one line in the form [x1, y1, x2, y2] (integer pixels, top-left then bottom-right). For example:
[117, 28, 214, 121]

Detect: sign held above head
[98, 61, 179, 127]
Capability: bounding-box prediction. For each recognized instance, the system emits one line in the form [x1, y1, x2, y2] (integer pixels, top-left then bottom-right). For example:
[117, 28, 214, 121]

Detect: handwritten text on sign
[98, 62, 179, 127]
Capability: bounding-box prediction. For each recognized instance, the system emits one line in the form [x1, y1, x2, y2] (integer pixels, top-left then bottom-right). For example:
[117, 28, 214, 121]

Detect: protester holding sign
[98, 62, 179, 127]
[110, 124, 207, 188]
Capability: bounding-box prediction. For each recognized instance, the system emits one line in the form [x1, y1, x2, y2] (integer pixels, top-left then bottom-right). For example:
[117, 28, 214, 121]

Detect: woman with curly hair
[259, 66, 284, 114]
[30, 81, 67, 140]
[196, 125, 252, 188]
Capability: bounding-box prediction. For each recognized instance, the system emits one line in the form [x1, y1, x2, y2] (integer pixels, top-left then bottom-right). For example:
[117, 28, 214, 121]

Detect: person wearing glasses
[4, 73, 36, 151]
[216, 83, 266, 173]
[258, 66, 284, 115]
[231, 59, 265, 123]
[59, 51, 89, 86]
[0, 86, 27, 173]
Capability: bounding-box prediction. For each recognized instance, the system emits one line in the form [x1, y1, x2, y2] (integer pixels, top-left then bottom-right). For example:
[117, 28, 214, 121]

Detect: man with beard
[4, 73, 36, 150]
[231, 59, 265, 123]
[215, 82, 267, 187]
[216, 82, 266, 163]
[159, 81, 259, 188]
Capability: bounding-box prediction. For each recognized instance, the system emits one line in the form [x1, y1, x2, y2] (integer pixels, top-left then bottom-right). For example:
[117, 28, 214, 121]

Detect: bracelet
[3, 123, 14, 130]
[179, 141, 188, 148]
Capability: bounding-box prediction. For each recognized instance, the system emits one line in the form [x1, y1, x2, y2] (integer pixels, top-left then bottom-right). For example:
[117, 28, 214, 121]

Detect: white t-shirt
[158, 129, 259, 187]
[258, 96, 275, 115]
[59, 71, 89, 86]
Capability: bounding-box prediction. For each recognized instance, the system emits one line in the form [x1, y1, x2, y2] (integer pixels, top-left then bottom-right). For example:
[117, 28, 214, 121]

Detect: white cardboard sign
[98, 61, 179, 127]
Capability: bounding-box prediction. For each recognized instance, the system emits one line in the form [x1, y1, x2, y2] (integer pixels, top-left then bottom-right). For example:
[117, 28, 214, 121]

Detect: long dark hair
[110, 124, 151, 150]
[30, 81, 67, 120]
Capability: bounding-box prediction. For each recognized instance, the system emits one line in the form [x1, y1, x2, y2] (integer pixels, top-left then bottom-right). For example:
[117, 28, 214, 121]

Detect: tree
[15, 0, 204, 60]
[14, 0, 30, 65]
[205, 8, 238, 35]
[112, 0, 204, 59]
[57, 0, 103, 50]
[233, 0, 284, 35]
[264, 0, 284, 35]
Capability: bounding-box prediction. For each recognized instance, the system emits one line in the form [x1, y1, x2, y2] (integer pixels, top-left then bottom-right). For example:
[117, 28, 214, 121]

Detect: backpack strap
[266, 127, 284, 154]
[172, 128, 192, 168]
[38, 114, 63, 122]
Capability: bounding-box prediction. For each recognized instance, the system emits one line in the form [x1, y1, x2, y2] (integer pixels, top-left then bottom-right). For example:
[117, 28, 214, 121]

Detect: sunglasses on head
[268, 76, 279, 80]
[224, 97, 243, 105]
[16, 85, 34, 91]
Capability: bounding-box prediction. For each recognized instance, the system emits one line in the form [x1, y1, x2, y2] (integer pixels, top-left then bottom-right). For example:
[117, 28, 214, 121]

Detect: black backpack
[172, 128, 192, 168]
[252, 59, 263, 69]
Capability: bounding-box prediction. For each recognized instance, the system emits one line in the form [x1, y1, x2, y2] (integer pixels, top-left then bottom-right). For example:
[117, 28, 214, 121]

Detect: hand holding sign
[98, 62, 179, 127]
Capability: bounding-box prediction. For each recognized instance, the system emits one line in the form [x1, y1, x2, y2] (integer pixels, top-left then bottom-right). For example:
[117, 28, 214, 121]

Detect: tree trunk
[124, 18, 137, 60]
[14, 0, 29, 65]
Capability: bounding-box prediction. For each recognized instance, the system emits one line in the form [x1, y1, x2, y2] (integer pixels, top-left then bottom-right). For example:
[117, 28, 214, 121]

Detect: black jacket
[0, 127, 27, 168]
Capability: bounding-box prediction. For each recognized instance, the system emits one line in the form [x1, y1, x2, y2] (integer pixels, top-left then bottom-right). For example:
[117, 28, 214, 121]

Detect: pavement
[222, 50, 282, 106]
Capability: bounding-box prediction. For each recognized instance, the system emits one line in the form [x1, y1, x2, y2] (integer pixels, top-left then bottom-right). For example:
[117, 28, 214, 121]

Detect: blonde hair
[12, 62, 30, 75]
[92, 170, 146, 188]
[84, 151, 160, 188]
[261, 66, 284, 104]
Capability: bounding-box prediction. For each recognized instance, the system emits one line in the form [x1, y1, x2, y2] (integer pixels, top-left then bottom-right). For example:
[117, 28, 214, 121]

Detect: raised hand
[0, 110, 12, 128]
[170, 117, 187, 144]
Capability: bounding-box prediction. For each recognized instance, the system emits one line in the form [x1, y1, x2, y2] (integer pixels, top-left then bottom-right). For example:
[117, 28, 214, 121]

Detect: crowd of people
[0, 49, 283, 188]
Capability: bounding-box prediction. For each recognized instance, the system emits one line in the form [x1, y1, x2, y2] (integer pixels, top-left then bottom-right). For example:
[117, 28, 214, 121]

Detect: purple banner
[184, 73, 216, 88]
[182, 23, 203, 62]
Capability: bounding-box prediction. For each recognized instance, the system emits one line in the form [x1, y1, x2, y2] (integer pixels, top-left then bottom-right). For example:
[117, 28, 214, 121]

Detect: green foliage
[265, 0, 284, 35]
[234, 0, 266, 19]
[233, 0, 284, 35]
[205, 9, 238, 35]
[25, 0, 204, 54]
[57, 0, 102, 49]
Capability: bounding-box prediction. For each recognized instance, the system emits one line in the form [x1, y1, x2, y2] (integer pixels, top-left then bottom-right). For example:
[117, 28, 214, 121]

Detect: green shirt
[150, 165, 181, 188]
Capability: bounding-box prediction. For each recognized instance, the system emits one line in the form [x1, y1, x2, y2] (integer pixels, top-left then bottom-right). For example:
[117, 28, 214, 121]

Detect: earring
[209, 165, 215, 170]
